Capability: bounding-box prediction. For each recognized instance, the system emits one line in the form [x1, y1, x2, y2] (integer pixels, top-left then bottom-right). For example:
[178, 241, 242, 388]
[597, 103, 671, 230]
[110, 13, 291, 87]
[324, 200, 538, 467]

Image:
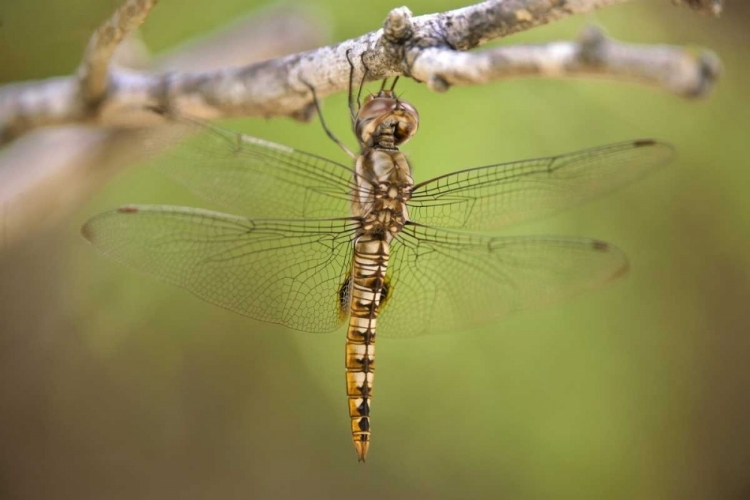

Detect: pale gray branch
[412, 26, 721, 98]
[0, 0, 723, 144]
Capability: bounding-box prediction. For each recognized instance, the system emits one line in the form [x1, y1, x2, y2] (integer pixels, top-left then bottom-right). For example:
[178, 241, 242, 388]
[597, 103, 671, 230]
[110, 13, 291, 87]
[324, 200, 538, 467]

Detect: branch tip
[699, 51, 722, 81]
[384, 7, 414, 43]
[427, 75, 451, 93]
[692, 50, 722, 97]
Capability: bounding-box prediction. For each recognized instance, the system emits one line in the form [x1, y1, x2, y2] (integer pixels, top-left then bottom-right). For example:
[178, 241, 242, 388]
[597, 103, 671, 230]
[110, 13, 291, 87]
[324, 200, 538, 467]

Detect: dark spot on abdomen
[357, 399, 370, 416]
[358, 418, 370, 432]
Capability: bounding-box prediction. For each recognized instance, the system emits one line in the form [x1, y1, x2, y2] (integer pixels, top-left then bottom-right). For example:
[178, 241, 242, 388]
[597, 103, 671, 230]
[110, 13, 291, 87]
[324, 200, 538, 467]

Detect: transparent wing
[81, 205, 357, 332]
[408, 140, 674, 231]
[136, 114, 355, 219]
[378, 223, 628, 338]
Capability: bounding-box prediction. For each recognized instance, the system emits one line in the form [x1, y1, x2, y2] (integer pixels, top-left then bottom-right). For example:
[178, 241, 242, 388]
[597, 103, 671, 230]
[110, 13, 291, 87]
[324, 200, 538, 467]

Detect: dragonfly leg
[346, 49, 370, 125]
[346, 49, 358, 123]
[300, 79, 357, 159]
[389, 76, 400, 92]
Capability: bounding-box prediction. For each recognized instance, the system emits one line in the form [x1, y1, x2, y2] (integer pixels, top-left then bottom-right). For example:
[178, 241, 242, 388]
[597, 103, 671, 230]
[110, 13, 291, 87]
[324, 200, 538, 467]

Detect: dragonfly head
[355, 90, 419, 148]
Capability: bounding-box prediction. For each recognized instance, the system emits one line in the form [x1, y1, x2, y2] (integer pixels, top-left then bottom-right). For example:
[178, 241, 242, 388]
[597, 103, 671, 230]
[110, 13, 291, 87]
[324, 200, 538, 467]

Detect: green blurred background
[1, 1, 749, 498]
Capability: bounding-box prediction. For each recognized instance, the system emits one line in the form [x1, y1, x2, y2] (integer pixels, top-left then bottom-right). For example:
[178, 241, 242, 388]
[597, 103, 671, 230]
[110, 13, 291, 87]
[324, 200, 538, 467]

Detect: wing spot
[244, 136, 295, 153]
[633, 139, 656, 147]
[118, 205, 139, 214]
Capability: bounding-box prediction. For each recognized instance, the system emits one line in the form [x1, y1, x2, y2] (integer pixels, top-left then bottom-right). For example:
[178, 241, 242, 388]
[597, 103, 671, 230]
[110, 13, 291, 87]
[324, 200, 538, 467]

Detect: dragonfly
[81, 72, 674, 462]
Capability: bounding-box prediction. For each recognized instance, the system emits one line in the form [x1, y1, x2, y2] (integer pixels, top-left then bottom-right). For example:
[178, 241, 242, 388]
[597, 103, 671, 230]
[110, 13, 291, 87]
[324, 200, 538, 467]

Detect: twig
[411, 26, 721, 98]
[0, 0, 722, 144]
[77, 0, 159, 106]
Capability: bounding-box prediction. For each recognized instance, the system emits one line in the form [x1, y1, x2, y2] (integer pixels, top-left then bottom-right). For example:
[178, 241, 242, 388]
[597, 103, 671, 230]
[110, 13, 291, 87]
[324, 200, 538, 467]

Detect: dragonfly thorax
[360, 206, 408, 239]
[353, 147, 413, 234]
[355, 90, 419, 150]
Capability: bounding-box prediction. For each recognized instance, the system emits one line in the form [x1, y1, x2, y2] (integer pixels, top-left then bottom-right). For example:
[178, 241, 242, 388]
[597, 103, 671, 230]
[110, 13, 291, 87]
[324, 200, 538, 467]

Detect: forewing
[408, 140, 674, 231]
[136, 115, 354, 219]
[82, 206, 357, 332]
[377, 223, 628, 338]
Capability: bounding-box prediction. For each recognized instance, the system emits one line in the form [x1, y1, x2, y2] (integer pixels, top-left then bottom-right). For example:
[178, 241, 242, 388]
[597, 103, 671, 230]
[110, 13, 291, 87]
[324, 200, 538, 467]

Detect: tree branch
[0, 0, 722, 144]
[0, 0, 724, 249]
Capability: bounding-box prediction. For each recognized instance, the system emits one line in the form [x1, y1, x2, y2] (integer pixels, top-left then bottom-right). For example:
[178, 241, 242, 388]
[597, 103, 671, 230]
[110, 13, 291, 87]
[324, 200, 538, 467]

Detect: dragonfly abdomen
[345, 235, 390, 462]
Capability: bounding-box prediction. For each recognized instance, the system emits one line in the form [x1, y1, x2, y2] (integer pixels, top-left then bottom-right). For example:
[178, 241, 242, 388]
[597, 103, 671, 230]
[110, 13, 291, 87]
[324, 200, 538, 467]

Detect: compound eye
[399, 101, 418, 119]
[358, 98, 396, 120]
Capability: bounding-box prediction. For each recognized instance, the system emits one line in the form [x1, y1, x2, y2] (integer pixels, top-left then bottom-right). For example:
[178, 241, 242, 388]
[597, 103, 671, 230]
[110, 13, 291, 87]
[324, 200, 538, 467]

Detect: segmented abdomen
[345, 235, 389, 462]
